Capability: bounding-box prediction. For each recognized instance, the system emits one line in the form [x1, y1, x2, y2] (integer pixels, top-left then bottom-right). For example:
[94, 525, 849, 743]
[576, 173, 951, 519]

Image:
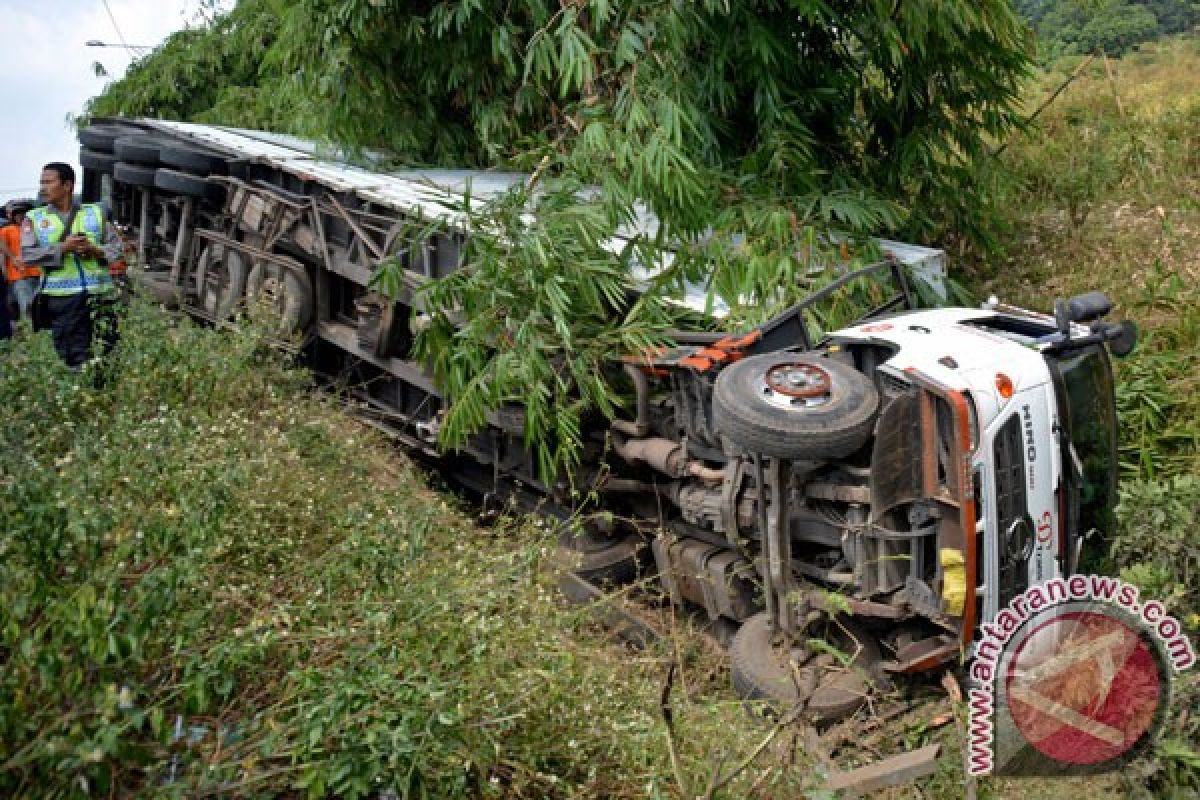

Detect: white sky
[0, 0, 233, 205]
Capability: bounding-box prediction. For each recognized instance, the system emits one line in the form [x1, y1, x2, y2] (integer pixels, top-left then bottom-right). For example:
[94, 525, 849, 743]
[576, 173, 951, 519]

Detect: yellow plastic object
[940, 548, 967, 616]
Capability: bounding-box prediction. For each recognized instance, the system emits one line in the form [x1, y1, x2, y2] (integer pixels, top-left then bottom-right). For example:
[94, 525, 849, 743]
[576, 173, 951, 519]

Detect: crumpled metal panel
[870, 389, 925, 522]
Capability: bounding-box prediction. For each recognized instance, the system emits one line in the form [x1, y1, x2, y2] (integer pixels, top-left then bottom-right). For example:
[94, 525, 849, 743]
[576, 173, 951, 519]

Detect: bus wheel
[556, 529, 646, 605]
[194, 245, 250, 322]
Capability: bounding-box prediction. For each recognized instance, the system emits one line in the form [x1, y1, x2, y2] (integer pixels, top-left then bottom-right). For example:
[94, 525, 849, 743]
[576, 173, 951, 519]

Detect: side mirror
[1054, 299, 1071, 335]
[1107, 320, 1138, 357]
[1065, 291, 1113, 323]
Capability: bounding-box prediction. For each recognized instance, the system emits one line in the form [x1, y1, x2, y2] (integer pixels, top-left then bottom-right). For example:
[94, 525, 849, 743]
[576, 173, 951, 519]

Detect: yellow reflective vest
[26, 204, 113, 297]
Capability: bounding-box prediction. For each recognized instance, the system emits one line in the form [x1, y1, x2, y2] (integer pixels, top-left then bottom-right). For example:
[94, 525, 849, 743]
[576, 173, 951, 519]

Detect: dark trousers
[43, 292, 120, 368]
[0, 279, 10, 339]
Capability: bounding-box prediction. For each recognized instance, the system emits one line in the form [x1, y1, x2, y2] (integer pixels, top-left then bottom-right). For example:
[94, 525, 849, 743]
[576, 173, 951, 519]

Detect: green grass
[976, 34, 1200, 797]
[6, 303, 924, 799]
[985, 36, 1200, 490]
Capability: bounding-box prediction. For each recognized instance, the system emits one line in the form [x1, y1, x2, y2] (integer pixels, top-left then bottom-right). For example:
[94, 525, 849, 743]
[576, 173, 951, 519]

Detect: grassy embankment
[2, 38, 1199, 800]
[3, 305, 875, 799]
[980, 34, 1200, 794]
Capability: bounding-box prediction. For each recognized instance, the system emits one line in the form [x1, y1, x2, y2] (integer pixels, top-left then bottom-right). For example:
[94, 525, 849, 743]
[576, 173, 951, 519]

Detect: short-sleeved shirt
[1, 223, 38, 281]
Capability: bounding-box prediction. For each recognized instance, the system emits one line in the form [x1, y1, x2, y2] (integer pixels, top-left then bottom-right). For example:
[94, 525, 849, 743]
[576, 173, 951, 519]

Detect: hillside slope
[982, 36, 1200, 794]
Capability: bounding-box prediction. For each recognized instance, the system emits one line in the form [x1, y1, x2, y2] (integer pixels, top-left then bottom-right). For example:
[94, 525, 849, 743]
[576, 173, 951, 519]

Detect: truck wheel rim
[763, 362, 833, 409]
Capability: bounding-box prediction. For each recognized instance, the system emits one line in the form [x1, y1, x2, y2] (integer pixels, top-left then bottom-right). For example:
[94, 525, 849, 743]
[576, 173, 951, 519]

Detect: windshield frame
[1045, 343, 1119, 574]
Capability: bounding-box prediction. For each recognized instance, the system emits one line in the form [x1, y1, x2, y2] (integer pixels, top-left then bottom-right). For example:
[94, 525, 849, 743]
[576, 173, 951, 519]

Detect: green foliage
[1114, 475, 1200, 614]
[384, 183, 674, 484]
[262, 0, 1031, 242]
[1113, 475, 1200, 798]
[1047, 0, 1159, 56]
[0, 299, 820, 799]
[84, 0, 295, 128]
[91, 0, 1034, 247]
[1017, 0, 1198, 57]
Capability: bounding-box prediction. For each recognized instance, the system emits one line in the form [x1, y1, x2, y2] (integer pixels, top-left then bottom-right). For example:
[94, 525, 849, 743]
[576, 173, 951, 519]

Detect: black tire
[730, 612, 884, 723]
[79, 148, 118, 174]
[712, 352, 878, 460]
[113, 161, 158, 189]
[154, 168, 225, 204]
[78, 124, 140, 153]
[245, 259, 314, 335]
[159, 144, 229, 176]
[113, 135, 167, 166]
[556, 531, 646, 605]
[194, 245, 250, 321]
[562, 530, 644, 582]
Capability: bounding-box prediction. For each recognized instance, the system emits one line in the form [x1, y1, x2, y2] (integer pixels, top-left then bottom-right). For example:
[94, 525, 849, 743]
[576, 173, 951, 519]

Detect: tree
[1137, 0, 1198, 34]
[89, 0, 1034, 480]
[1020, 0, 1196, 56]
[85, 0, 293, 128]
[1077, 1, 1159, 54]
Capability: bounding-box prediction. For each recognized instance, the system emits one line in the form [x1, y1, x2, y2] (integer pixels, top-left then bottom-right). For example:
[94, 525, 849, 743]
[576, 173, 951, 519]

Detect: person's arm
[21, 217, 63, 269]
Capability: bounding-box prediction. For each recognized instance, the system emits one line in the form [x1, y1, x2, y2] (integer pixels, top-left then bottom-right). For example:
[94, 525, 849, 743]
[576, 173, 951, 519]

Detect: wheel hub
[762, 362, 832, 409]
[261, 275, 286, 310]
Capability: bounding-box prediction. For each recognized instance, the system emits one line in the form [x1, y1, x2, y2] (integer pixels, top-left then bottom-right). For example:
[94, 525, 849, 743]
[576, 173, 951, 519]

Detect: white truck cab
[833, 300, 1126, 631]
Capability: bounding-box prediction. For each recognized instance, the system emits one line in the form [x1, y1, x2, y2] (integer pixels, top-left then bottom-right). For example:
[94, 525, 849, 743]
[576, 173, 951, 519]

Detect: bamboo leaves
[402, 183, 672, 484]
[90, 0, 1033, 482]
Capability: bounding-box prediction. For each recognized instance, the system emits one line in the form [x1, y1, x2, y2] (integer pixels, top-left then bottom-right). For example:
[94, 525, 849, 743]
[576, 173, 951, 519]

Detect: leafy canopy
[90, 0, 1034, 481]
[1015, 0, 1198, 57]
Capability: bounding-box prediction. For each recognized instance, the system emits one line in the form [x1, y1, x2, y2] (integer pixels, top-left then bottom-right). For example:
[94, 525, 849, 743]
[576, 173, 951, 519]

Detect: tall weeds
[986, 35, 1200, 797]
[0, 301, 796, 799]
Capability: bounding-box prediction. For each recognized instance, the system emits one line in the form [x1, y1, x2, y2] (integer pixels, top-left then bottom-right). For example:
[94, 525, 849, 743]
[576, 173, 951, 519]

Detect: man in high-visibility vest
[20, 162, 123, 367]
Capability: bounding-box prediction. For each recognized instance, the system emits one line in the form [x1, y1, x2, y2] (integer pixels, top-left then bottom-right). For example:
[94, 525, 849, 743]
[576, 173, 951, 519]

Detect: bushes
[1, 300, 829, 798]
[1115, 476, 1200, 620]
[1018, 0, 1198, 58]
[1113, 475, 1200, 797]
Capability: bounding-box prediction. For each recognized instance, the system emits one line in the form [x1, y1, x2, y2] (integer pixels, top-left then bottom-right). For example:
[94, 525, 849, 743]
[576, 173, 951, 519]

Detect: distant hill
[1016, 0, 1198, 56]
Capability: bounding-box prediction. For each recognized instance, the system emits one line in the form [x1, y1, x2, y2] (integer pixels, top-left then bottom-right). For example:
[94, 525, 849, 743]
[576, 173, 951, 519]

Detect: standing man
[2, 200, 39, 325]
[21, 163, 123, 367]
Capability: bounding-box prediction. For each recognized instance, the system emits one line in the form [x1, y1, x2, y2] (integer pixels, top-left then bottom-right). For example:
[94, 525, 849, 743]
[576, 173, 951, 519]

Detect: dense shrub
[1017, 0, 1198, 57]
[0, 301, 799, 798]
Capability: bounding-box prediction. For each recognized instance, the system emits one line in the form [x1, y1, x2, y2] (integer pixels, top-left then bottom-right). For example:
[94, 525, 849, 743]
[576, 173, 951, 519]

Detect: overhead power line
[99, 0, 136, 59]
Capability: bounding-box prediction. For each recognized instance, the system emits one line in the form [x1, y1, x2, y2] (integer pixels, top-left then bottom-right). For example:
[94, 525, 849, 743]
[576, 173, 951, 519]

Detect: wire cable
[99, 0, 135, 58]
